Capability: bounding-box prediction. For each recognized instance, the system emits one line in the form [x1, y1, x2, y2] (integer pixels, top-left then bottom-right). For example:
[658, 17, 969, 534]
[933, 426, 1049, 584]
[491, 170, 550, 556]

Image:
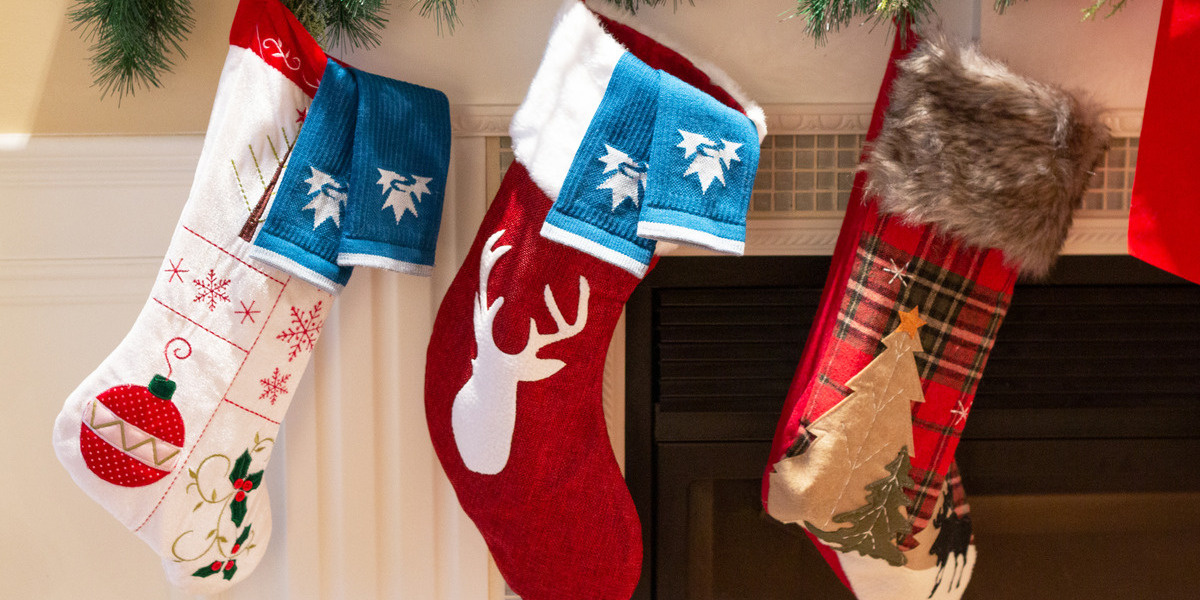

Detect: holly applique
[173, 433, 274, 581]
[80, 337, 192, 487]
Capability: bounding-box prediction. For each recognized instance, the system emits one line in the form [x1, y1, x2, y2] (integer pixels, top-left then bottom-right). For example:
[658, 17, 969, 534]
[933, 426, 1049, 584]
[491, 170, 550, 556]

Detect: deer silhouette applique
[451, 230, 590, 475]
[928, 487, 973, 598]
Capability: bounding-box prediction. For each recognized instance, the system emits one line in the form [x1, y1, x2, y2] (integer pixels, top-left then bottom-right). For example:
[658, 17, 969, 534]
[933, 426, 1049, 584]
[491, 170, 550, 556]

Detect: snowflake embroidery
[950, 400, 969, 426]
[378, 169, 432, 222]
[193, 269, 232, 311]
[596, 144, 647, 210]
[678, 130, 742, 194]
[258, 368, 291, 405]
[883, 259, 914, 287]
[276, 301, 324, 361]
[164, 258, 189, 284]
[235, 300, 260, 324]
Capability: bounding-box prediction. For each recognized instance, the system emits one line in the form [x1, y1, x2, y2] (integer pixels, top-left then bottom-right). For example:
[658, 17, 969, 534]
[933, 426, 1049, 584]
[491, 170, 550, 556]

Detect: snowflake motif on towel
[193, 269, 232, 311]
[276, 300, 324, 361]
[377, 169, 432, 221]
[678, 130, 742, 194]
[596, 144, 648, 210]
[302, 167, 347, 229]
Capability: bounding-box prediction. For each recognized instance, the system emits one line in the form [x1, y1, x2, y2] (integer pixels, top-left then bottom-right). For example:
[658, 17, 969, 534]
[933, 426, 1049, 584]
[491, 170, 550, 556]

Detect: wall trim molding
[448, 105, 1144, 138]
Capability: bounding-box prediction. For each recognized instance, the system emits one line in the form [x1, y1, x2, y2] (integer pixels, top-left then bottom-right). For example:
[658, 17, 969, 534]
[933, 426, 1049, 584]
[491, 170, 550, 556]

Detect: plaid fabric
[795, 212, 1016, 549]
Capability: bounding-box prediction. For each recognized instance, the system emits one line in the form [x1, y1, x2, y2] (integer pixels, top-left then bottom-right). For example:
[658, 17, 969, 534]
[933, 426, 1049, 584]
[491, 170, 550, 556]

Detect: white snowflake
[258, 367, 291, 405]
[678, 130, 742, 194]
[193, 269, 232, 311]
[276, 300, 324, 361]
[378, 169, 432, 221]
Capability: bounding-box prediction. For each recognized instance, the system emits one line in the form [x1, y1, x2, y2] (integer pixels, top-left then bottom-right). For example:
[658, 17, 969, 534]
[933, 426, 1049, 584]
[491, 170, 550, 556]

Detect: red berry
[234, 478, 244, 489]
[242, 480, 254, 491]
[211, 561, 222, 571]
[224, 560, 236, 571]
[235, 491, 246, 502]
[231, 543, 241, 554]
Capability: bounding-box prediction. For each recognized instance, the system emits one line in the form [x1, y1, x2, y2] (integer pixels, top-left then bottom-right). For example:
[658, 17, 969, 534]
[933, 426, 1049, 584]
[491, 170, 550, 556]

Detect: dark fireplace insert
[624, 255, 1200, 600]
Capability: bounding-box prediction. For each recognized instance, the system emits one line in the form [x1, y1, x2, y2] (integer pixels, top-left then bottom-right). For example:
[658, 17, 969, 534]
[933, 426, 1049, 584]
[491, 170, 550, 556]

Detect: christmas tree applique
[768, 307, 927, 532]
[806, 447, 915, 566]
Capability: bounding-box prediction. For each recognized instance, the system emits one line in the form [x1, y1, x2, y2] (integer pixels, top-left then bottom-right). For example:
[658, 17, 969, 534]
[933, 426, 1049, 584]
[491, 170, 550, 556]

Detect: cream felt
[838, 543, 976, 600]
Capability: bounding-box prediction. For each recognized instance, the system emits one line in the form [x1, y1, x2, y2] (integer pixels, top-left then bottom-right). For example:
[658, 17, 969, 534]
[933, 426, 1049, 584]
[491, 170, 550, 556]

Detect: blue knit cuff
[539, 52, 658, 277]
[337, 69, 451, 276]
[639, 71, 760, 255]
[249, 58, 358, 293]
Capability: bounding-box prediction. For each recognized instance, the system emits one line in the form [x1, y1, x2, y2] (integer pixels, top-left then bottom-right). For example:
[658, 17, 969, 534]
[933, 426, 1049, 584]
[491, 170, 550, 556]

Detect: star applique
[302, 167, 347, 229]
[894, 306, 927, 340]
[678, 130, 742, 193]
[596, 144, 647, 210]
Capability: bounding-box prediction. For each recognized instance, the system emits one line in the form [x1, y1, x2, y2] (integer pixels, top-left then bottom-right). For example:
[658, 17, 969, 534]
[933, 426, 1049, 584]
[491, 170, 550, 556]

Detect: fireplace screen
[625, 255, 1200, 600]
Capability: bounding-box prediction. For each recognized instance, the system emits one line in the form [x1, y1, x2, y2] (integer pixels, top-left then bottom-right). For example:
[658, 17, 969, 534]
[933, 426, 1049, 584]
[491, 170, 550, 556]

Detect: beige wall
[26, 0, 1163, 136]
[1, 1, 1160, 599]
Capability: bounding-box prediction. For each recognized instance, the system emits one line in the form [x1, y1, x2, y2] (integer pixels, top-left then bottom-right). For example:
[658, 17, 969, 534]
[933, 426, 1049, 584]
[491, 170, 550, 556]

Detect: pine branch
[416, 0, 463, 34]
[601, 0, 695, 15]
[790, 0, 936, 45]
[1081, 0, 1130, 20]
[69, 0, 195, 100]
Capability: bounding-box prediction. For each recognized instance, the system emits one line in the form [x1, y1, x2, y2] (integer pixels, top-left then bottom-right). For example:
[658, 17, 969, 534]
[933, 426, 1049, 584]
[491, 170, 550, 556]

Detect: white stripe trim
[637, 221, 745, 256]
[336, 253, 433, 277]
[247, 246, 344, 295]
[510, 1, 626, 201]
[84, 399, 181, 472]
[541, 222, 649, 278]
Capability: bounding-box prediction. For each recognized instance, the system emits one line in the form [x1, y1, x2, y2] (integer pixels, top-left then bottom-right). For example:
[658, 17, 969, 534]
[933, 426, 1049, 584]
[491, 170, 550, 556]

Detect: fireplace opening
[625, 255, 1200, 600]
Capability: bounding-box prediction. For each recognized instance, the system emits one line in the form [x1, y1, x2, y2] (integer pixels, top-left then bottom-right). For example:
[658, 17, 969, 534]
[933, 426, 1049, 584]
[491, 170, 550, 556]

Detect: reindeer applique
[451, 230, 590, 475]
[928, 486, 973, 598]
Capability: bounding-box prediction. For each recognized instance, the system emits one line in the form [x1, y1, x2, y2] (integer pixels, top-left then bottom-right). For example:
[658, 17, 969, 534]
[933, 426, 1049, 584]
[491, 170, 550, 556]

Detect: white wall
[1, 1, 1158, 599]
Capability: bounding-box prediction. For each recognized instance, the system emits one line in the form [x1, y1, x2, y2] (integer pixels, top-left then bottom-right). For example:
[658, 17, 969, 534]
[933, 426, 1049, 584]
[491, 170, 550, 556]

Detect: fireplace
[624, 255, 1200, 599]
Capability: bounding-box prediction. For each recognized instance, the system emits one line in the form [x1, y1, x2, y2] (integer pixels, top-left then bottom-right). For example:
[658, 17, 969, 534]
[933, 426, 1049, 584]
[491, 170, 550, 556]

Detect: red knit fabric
[1129, 0, 1200, 285]
[229, 0, 326, 97]
[426, 163, 642, 600]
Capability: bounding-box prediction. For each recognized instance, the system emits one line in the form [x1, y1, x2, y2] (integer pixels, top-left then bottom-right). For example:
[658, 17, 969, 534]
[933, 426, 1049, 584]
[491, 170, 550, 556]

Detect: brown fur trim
[862, 35, 1110, 278]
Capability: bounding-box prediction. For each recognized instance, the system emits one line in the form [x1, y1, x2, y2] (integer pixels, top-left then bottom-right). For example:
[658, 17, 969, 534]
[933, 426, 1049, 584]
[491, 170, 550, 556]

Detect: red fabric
[426, 163, 643, 600]
[1128, 0, 1200, 285]
[230, 0, 326, 97]
[762, 26, 1024, 595]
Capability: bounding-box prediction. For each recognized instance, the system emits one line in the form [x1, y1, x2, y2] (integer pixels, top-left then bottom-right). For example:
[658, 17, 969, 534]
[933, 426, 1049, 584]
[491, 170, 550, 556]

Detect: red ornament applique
[80, 337, 192, 487]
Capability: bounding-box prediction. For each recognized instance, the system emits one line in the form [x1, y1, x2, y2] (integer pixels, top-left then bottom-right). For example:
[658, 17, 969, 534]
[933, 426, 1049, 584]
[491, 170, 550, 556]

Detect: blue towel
[540, 53, 659, 277]
[249, 59, 356, 293]
[639, 71, 760, 255]
[338, 71, 451, 276]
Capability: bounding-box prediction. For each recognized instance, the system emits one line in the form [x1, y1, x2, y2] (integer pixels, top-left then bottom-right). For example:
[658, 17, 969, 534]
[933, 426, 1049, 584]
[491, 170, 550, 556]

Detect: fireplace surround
[625, 255, 1200, 599]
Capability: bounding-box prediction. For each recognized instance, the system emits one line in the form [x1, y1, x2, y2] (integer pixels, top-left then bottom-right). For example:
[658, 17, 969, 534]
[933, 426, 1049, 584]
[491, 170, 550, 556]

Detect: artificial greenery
[791, 0, 1133, 44]
[71, 0, 391, 100]
[71, 0, 1133, 99]
[69, 0, 196, 100]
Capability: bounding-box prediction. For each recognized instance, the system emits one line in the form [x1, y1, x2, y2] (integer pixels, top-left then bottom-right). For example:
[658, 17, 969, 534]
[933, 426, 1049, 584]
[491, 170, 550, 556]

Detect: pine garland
[70, 0, 1134, 99]
[69, 0, 196, 100]
[71, 0, 391, 100]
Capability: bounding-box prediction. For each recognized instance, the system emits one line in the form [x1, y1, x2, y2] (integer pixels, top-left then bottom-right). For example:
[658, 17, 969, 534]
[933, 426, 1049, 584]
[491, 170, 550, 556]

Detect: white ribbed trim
[541, 222, 649, 278]
[584, 0, 767, 143]
[510, 1, 626, 202]
[637, 221, 745, 256]
[337, 253, 433, 277]
[247, 246, 344, 295]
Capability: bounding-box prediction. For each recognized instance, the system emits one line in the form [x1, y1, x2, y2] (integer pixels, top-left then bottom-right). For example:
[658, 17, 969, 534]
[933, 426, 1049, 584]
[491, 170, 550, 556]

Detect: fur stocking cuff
[862, 35, 1110, 278]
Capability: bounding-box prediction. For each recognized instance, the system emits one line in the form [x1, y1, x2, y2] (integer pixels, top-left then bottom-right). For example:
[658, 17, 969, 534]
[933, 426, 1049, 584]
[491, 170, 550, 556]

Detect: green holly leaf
[245, 470, 264, 492]
[235, 525, 252, 547]
[222, 560, 238, 581]
[229, 450, 252, 485]
[192, 564, 221, 578]
[231, 496, 247, 527]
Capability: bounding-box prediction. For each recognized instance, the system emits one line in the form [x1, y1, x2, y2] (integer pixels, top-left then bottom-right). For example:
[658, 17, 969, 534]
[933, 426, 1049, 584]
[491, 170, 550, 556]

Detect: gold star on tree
[895, 306, 926, 340]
